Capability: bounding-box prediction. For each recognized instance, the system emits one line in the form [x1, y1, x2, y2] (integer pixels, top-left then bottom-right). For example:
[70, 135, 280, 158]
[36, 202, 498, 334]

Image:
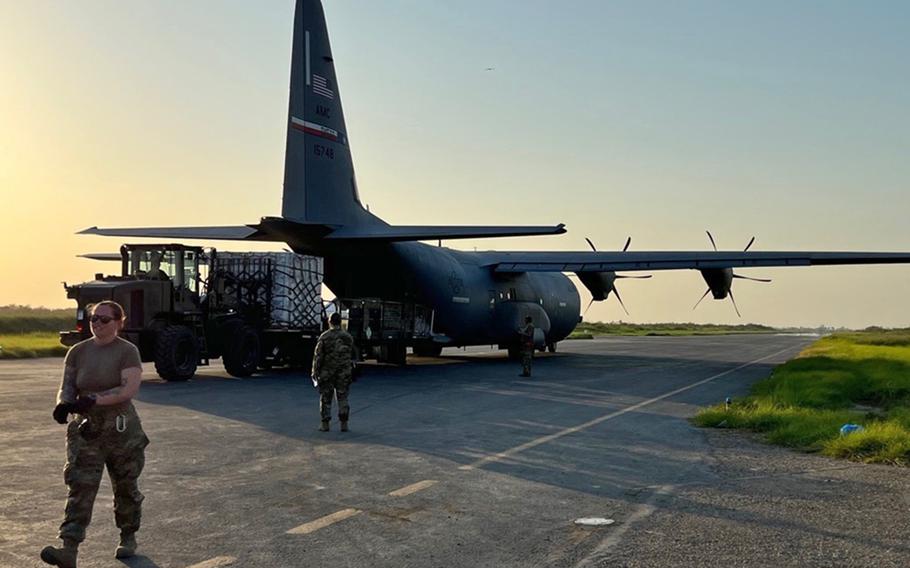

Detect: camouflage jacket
[518, 323, 535, 348]
[312, 327, 354, 381]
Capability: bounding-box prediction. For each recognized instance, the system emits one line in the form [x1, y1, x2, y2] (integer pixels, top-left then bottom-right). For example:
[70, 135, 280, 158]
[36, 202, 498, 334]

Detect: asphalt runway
[2, 335, 908, 567]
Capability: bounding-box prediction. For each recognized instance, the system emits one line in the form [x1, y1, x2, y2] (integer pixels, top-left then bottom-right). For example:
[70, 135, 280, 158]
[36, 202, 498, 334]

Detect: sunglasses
[90, 315, 121, 324]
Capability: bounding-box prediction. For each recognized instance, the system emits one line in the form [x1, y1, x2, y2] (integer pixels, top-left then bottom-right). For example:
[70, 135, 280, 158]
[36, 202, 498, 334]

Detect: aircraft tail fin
[282, 0, 367, 227]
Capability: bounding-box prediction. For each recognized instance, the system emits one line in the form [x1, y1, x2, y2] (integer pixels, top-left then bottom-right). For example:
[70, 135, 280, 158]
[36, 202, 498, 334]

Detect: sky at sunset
[1, 1, 908, 328]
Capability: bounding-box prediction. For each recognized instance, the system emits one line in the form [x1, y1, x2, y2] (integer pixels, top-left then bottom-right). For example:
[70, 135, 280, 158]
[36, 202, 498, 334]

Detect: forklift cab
[120, 244, 207, 313]
[120, 244, 204, 292]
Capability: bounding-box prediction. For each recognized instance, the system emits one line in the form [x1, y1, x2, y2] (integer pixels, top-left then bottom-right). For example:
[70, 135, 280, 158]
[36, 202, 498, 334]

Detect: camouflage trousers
[59, 404, 149, 543]
[521, 347, 533, 376]
[318, 376, 351, 421]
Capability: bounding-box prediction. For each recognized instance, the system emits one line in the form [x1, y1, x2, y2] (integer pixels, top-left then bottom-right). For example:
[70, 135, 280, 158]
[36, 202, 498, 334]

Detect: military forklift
[60, 244, 325, 381]
[337, 298, 435, 365]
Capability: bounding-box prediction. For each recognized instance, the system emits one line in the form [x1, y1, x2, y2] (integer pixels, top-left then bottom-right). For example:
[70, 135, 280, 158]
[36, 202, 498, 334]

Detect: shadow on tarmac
[119, 555, 162, 568]
[133, 347, 774, 496]
[127, 339, 910, 556]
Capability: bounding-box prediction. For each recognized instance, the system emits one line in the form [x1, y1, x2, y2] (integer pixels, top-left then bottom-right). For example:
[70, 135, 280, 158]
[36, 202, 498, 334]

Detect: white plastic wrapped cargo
[214, 252, 324, 329]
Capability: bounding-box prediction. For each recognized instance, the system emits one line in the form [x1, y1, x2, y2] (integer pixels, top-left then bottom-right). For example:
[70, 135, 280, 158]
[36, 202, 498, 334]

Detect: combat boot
[340, 421, 349, 432]
[115, 532, 137, 559]
[40, 538, 78, 568]
[319, 420, 330, 432]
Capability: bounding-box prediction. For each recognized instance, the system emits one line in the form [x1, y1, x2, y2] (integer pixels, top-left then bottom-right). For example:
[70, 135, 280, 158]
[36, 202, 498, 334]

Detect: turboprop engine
[575, 237, 651, 315]
[693, 231, 772, 317]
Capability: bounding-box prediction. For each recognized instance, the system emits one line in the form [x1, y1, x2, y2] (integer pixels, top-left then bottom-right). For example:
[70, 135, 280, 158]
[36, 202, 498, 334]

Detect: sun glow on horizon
[2, 1, 909, 327]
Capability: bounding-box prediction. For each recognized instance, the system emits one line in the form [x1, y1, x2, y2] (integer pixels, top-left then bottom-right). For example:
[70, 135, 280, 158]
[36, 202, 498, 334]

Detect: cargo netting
[213, 252, 324, 330]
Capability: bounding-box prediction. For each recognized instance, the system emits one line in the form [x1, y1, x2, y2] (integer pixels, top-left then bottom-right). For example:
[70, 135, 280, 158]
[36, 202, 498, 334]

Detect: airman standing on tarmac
[41, 301, 149, 568]
[518, 315, 535, 377]
[312, 312, 355, 432]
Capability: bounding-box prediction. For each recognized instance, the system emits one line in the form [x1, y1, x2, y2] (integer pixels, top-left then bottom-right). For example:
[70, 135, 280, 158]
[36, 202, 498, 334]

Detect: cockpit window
[183, 251, 199, 293]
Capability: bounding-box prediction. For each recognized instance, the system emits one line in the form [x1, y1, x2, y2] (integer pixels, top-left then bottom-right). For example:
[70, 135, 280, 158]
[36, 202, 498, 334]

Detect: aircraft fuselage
[316, 241, 581, 347]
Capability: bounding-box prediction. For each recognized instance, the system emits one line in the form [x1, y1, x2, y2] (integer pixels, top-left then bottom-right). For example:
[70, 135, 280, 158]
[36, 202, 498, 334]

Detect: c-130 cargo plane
[83, 0, 910, 356]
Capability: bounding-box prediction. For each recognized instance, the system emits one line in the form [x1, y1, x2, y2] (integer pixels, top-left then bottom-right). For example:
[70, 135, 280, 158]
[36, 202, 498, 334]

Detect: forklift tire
[391, 344, 408, 365]
[413, 343, 443, 357]
[380, 343, 408, 366]
[154, 325, 199, 381]
[223, 325, 260, 378]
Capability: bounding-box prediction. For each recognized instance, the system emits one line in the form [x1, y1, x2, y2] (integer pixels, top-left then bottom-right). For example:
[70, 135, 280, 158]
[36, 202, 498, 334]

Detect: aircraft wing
[324, 224, 566, 241]
[77, 225, 274, 240]
[481, 250, 910, 273]
[77, 220, 563, 243]
[78, 253, 123, 261]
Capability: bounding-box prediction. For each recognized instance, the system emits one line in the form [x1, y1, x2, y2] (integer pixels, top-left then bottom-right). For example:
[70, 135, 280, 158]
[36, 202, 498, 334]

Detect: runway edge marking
[459, 343, 802, 471]
[574, 484, 675, 568]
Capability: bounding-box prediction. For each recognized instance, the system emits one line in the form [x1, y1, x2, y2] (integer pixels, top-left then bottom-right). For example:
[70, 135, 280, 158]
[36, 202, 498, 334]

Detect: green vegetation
[569, 321, 776, 339]
[0, 332, 68, 359]
[0, 306, 72, 358]
[0, 304, 72, 334]
[694, 329, 910, 466]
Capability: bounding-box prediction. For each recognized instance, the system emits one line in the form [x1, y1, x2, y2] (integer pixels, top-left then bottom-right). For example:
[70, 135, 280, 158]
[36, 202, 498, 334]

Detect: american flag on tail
[312, 74, 334, 99]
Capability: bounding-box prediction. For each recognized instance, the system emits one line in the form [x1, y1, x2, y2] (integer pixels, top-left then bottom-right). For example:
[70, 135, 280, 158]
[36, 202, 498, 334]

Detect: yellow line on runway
[459, 344, 800, 471]
[388, 479, 438, 497]
[185, 556, 237, 568]
[287, 508, 362, 535]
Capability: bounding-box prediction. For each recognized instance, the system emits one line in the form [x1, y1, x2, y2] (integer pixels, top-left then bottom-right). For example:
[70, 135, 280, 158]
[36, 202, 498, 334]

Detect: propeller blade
[729, 290, 742, 317]
[744, 236, 756, 252]
[615, 273, 652, 279]
[733, 273, 772, 283]
[706, 230, 718, 251]
[693, 288, 711, 310]
[612, 285, 630, 316]
[583, 297, 595, 316]
[585, 237, 597, 252]
[622, 236, 631, 252]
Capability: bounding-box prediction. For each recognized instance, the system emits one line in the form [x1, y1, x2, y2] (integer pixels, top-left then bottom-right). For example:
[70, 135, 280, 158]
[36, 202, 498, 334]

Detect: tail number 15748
[313, 144, 335, 160]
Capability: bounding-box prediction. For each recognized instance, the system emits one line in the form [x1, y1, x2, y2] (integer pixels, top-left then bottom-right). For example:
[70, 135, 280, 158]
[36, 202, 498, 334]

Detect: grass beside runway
[0, 306, 71, 359]
[569, 321, 777, 339]
[0, 305, 71, 334]
[695, 329, 910, 465]
[0, 332, 68, 359]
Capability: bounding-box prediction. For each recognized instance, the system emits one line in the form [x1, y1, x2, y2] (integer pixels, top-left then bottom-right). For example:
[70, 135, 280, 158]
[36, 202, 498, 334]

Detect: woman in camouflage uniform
[41, 301, 149, 568]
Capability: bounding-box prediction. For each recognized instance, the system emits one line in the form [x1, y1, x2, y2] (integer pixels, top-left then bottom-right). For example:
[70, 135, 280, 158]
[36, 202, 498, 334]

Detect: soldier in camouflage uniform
[41, 301, 149, 568]
[518, 316, 535, 377]
[312, 312, 355, 432]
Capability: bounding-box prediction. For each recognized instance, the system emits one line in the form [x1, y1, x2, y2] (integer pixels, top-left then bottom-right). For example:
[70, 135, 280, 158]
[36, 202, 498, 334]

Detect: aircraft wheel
[154, 325, 199, 381]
